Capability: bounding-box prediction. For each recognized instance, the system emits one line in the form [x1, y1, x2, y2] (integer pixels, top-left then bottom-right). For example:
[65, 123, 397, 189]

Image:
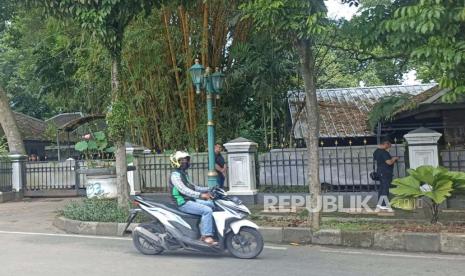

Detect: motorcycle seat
[144, 200, 201, 219]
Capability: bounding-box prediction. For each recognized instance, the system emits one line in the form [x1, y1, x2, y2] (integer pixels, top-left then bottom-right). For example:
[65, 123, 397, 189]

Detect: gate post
[404, 127, 442, 169]
[224, 137, 258, 205]
[9, 154, 27, 198]
[126, 145, 145, 195]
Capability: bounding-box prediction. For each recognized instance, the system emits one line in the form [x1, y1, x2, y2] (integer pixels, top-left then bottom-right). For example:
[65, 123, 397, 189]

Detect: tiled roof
[12, 112, 48, 141]
[289, 84, 436, 138]
[45, 112, 84, 128]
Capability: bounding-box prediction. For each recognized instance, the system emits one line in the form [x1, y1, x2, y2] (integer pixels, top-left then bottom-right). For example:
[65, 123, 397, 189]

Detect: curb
[0, 191, 22, 203]
[53, 217, 139, 236]
[54, 217, 465, 254]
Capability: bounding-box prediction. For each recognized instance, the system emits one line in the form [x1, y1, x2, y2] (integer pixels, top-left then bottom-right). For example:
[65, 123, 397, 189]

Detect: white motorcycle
[123, 188, 264, 259]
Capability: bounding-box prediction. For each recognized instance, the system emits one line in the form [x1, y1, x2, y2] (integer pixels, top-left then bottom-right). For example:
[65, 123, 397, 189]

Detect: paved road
[1, 230, 464, 276]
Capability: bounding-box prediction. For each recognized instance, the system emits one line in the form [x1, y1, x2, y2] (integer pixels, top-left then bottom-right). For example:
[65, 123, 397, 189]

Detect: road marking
[264, 245, 287, 250]
[0, 230, 288, 250]
[319, 249, 465, 261]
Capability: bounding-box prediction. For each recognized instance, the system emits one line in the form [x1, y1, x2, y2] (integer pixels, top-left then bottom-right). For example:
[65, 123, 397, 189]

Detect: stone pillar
[9, 154, 27, 193]
[126, 146, 145, 195]
[404, 127, 442, 169]
[224, 137, 258, 204]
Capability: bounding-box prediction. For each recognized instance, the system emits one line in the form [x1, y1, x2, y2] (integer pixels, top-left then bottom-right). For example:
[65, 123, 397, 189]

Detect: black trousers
[378, 173, 393, 207]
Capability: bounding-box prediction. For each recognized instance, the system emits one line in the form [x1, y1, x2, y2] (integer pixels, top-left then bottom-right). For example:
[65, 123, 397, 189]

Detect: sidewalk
[0, 197, 80, 233]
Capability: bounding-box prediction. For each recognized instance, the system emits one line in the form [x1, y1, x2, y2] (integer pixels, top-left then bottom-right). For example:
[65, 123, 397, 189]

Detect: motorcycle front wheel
[132, 222, 165, 255]
[226, 227, 264, 259]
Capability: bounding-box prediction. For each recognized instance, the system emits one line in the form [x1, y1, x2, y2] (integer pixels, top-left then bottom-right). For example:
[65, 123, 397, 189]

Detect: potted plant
[74, 131, 133, 199]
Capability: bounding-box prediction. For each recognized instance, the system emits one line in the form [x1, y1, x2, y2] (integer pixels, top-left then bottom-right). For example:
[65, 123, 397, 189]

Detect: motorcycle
[123, 188, 264, 259]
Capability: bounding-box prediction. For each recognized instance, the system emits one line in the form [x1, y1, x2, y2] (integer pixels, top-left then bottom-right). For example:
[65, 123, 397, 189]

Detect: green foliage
[32, 0, 159, 58]
[107, 99, 129, 141]
[0, 8, 110, 118]
[390, 165, 465, 223]
[0, 137, 8, 155]
[61, 198, 131, 223]
[74, 131, 114, 160]
[365, 0, 465, 101]
[367, 94, 411, 129]
[0, 1, 414, 153]
[240, 0, 327, 40]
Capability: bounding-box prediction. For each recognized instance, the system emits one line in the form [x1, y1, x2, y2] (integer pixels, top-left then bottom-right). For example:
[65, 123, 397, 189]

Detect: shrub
[61, 198, 131, 223]
[390, 165, 465, 224]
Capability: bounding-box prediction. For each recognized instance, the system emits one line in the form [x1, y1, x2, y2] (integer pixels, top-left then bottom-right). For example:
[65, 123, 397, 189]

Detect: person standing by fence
[373, 137, 399, 210]
[214, 143, 227, 189]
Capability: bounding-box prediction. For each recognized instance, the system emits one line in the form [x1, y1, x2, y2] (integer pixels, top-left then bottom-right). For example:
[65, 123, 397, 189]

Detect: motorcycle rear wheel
[132, 222, 165, 255]
[226, 227, 264, 259]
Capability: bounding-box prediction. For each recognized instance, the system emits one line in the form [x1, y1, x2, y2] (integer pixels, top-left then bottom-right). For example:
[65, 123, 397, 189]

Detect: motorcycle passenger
[169, 151, 218, 246]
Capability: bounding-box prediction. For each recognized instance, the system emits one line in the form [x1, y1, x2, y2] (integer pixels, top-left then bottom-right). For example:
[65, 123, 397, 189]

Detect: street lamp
[189, 59, 225, 187]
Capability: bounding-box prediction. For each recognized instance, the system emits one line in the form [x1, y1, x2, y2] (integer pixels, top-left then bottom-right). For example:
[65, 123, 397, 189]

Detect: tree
[0, 1, 26, 154]
[0, 86, 26, 154]
[31, 0, 160, 207]
[241, 0, 329, 229]
[358, 0, 465, 101]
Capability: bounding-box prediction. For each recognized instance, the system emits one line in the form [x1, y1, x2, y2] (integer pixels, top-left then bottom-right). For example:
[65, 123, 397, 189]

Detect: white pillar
[126, 146, 144, 195]
[224, 138, 258, 201]
[9, 154, 27, 192]
[404, 127, 442, 169]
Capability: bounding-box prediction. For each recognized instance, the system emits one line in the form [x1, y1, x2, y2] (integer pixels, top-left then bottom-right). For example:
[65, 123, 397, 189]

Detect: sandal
[201, 236, 218, 246]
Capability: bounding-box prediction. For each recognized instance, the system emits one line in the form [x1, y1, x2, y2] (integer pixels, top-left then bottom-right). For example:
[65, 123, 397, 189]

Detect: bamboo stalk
[162, 7, 190, 133]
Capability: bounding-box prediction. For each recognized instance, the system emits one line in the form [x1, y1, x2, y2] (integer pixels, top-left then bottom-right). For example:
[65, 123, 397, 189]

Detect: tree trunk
[296, 39, 321, 230]
[111, 56, 129, 208]
[0, 86, 26, 154]
[430, 203, 439, 224]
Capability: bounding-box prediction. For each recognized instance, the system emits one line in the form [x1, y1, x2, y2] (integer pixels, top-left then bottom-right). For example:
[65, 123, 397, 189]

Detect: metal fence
[137, 152, 228, 192]
[440, 145, 465, 172]
[257, 139, 407, 192]
[0, 158, 13, 192]
[24, 160, 92, 193]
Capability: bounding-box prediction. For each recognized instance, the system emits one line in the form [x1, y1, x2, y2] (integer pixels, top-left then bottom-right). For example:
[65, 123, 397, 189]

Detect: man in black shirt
[214, 143, 227, 189]
[373, 138, 399, 209]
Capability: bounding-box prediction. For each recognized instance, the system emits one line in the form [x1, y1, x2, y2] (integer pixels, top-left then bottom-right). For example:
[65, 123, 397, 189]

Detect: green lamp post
[189, 59, 225, 187]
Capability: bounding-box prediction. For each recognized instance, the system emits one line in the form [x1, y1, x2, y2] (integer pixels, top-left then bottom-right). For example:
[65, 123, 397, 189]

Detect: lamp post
[189, 59, 225, 188]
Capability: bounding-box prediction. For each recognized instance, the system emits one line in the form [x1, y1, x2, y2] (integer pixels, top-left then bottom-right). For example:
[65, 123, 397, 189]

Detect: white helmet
[170, 151, 191, 168]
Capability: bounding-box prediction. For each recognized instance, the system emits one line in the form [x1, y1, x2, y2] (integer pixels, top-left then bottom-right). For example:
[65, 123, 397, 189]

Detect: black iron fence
[0, 158, 13, 192]
[25, 160, 81, 191]
[137, 153, 228, 192]
[440, 145, 465, 172]
[257, 138, 407, 192]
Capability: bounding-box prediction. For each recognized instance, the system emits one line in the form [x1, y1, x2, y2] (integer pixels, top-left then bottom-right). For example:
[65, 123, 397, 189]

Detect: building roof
[12, 112, 48, 141]
[45, 112, 84, 128]
[289, 84, 436, 139]
[59, 114, 105, 132]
